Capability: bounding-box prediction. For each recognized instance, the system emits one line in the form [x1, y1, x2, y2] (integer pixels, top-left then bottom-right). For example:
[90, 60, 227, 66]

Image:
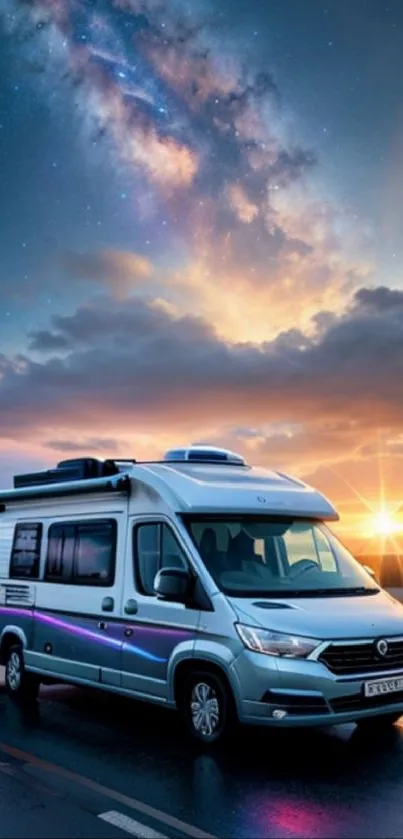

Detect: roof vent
[13, 458, 120, 489]
[163, 446, 246, 466]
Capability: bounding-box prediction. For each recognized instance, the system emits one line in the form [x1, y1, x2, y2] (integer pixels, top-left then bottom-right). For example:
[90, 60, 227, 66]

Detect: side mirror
[363, 564, 378, 582]
[154, 567, 192, 602]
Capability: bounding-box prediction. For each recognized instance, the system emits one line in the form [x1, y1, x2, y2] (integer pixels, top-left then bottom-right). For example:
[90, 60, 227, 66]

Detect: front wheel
[5, 645, 39, 703]
[181, 671, 236, 745]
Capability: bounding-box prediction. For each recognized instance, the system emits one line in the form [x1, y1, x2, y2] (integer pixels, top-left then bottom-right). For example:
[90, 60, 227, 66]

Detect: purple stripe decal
[0, 607, 172, 664]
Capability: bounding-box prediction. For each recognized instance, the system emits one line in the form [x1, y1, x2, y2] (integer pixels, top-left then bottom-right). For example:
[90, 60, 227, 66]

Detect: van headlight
[235, 623, 321, 659]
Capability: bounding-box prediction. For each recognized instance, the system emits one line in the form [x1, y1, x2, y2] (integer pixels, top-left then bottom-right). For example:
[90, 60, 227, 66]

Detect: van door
[120, 519, 200, 700]
[30, 514, 126, 686]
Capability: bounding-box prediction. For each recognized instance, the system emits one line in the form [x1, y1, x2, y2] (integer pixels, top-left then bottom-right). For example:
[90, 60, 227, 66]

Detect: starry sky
[1, 0, 403, 551]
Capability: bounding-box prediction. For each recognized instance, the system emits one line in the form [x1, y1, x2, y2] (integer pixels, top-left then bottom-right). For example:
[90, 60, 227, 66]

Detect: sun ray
[325, 466, 377, 514]
[324, 442, 403, 558]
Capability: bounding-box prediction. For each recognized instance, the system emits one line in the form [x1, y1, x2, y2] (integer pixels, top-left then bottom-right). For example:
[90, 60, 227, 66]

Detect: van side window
[136, 524, 160, 595]
[134, 523, 187, 596]
[10, 522, 42, 579]
[46, 524, 75, 582]
[75, 521, 116, 585]
[45, 519, 116, 586]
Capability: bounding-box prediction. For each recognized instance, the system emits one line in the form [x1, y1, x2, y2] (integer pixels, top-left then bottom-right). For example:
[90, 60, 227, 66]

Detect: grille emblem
[375, 639, 388, 657]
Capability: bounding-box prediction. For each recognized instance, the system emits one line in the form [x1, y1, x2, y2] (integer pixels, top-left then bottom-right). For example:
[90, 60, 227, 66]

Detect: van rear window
[10, 522, 42, 579]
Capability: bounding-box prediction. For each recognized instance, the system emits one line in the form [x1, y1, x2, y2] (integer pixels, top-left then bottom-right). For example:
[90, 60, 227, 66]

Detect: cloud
[222, 423, 371, 474]
[0, 286, 402, 475]
[61, 249, 153, 298]
[354, 286, 403, 313]
[45, 437, 119, 454]
[29, 331, 71, 353]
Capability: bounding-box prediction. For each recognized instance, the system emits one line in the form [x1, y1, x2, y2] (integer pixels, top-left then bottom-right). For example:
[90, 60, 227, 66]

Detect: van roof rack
[13, 457, 122, 490]
[8, 446, 246, 495]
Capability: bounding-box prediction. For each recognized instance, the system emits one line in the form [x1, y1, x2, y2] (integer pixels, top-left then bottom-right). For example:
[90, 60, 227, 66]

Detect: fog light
[272, 708, 288, 719]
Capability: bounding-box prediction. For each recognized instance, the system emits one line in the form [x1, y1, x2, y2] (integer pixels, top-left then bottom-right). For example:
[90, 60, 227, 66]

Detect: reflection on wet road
[1, 680, 403, 838]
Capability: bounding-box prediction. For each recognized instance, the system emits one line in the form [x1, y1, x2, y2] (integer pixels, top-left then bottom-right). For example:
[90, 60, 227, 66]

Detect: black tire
[356, 712, 401, 731]
[180, 670, 237, 745]
[4, 644, 39, 704]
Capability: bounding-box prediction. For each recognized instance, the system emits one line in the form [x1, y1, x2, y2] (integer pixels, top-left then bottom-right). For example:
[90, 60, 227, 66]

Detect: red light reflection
[241, 794, 363, 837]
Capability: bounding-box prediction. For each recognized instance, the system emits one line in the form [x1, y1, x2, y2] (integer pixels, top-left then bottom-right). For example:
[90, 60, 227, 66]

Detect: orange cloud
[4, 286, 403, 451]
[62, 250, 153, 299]
[170, 219, 371, 345]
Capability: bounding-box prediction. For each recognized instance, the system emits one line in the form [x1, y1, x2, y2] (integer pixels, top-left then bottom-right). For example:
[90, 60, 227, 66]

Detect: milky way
[1, 0, 403, 549]
[1, 0, 372, 343]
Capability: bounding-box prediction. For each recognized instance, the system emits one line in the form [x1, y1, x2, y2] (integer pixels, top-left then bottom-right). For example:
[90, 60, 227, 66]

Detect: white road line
[0, 741, 217, 839]
[98, 810, 168, 839]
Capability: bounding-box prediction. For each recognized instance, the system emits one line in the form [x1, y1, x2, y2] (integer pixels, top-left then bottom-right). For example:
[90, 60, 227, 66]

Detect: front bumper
[230, 649, 403, 726]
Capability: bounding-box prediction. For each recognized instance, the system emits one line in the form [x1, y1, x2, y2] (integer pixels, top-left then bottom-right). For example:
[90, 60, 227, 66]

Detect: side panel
[120, 607, 199, 700]
[26, 608, 124, 684]
[29, 512, 127, 685]
[119, 516, 201, 700]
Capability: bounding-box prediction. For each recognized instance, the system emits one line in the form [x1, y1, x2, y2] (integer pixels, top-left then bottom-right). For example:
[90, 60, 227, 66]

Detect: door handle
[97, 621, 107, 631]
[124, 599, 138, 615]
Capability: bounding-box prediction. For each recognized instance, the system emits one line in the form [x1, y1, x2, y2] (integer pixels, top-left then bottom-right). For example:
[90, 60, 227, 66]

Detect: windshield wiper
[225, 587, 380, 598]
[283, 586, 380, 598]
[332, 586, 379, 596]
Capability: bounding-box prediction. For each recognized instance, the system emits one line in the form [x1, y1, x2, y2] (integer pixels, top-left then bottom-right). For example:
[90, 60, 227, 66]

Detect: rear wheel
[180, 670, 236, 745]
[4, 645, 39, 703]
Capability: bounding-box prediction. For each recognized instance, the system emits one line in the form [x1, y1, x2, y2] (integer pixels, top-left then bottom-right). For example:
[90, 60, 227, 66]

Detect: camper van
[1, 446, 403, 745]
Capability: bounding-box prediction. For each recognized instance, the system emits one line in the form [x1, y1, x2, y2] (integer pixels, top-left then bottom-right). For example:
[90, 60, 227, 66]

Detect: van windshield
[185, 518, 379, 597]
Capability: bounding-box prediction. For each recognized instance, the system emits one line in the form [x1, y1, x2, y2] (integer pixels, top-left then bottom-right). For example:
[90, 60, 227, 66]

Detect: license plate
[364, 676, 403, 698]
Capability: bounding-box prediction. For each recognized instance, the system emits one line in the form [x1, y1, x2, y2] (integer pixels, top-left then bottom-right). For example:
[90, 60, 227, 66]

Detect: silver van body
[1, 447, 403, 737]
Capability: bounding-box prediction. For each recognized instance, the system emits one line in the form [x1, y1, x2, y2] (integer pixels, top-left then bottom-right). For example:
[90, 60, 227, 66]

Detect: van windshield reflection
[186, 518, 379, 598]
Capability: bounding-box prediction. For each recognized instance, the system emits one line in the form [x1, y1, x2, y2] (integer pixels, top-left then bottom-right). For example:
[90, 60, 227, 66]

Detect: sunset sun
[372, 510, 399, 536]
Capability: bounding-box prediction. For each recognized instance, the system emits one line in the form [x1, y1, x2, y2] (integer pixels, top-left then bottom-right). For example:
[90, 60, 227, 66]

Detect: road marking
[0, 741, 216, 839]
[99, 811, 167, 839]
[0, 758, 61, 797]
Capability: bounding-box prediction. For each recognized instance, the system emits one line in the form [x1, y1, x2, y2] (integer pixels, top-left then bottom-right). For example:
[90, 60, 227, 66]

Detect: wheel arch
[0, 626, 27, 665]
[172, 656, 240, 715]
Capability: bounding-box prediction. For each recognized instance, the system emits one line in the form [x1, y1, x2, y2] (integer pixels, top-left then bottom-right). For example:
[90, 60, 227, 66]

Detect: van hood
[230, 589, 403, 640]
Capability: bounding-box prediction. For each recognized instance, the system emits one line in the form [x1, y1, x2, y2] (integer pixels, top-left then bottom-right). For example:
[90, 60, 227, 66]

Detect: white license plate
[364, 676, 403, 698]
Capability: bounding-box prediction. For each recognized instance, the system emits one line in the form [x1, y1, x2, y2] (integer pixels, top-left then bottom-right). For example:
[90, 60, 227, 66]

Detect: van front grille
[331, 691, 403, 714]
[319, 640, 403, 675]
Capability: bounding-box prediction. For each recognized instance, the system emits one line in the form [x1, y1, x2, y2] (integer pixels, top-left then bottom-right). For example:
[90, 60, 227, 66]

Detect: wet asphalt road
[0, 764, 128, 839]
[1, 669, 403, 839]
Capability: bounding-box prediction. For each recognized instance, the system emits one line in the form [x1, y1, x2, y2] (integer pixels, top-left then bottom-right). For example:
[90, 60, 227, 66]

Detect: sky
[1, 0, 403, 552]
